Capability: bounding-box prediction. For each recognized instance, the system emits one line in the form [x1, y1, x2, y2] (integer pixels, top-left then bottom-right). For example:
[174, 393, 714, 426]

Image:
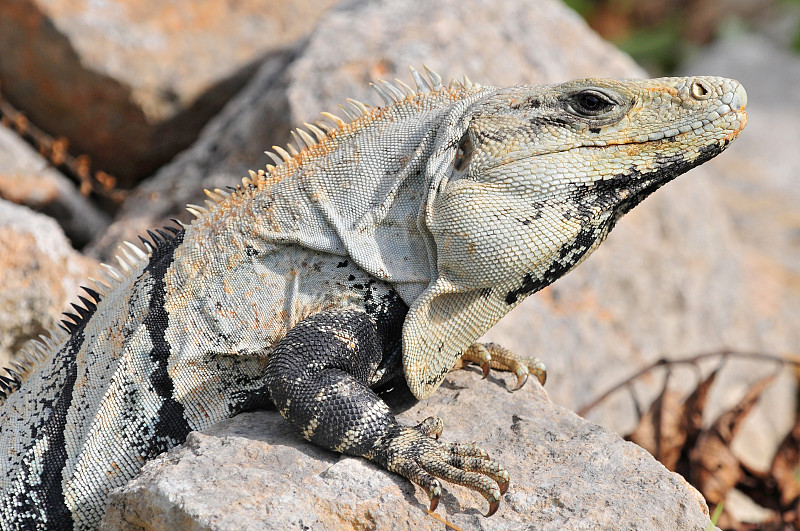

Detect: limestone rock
[87, 54, 297, 259]
[0, 0, 337, 185]
[678, 33, 800, 313]
[0, 199, 98, 371]
[102, 370, 713, 530]
[284, 0, 640, 122]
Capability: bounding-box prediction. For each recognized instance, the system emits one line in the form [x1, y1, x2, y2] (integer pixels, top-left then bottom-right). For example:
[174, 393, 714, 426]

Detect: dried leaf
[682, 364, 721, 441]
[690, 371, 778, 505]
[771, 416, 800, 508]
[627, 389, 686, 470]
[690, 429, 742, 505]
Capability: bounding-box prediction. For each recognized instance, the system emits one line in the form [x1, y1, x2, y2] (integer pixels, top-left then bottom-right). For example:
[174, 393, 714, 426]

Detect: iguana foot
[370, 416, 509, 516]
[267, 310, 508, 516]
[462, 342, 547, 389]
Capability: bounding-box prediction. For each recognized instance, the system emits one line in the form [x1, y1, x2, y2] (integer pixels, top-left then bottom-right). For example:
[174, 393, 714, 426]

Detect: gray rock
[679, 33, 800, 287]
[0, 199, 98, 371]
[0, 0, 337, 185]
[87, 53, 297, 259]
[102, 370, 713, 530]
[0, 122, 109, 246]
[284, 0, 640, 121]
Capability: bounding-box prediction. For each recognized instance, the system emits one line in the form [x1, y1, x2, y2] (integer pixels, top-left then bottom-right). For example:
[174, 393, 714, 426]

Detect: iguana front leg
[461, 343, 548, 390]
[264, 310, 509, 515]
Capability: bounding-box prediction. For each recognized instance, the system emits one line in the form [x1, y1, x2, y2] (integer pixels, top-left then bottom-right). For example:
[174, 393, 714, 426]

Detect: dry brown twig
[0, 83, 126, 204]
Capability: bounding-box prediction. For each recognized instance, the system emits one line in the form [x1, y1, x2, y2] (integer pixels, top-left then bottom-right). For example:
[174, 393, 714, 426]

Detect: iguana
[0, 67, 747, 529]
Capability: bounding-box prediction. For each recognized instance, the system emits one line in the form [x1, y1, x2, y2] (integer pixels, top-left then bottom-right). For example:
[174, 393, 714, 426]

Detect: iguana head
[404, 75, 747, 398]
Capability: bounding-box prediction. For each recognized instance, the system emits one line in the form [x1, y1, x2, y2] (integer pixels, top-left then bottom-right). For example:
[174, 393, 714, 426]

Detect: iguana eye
[454, 132, 473, 171]
[568, 90, 616, 116]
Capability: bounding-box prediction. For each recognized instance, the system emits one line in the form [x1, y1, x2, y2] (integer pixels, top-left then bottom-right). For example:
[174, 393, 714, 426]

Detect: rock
[284, 0, 640, 119]
[0, 122, 109, 246]
[101, 370, 713, 530]
[0, 199, 98, 371]
[88, 0, 639, 259]
[0, 0, 337, 185]
[678, 34, 800, 300]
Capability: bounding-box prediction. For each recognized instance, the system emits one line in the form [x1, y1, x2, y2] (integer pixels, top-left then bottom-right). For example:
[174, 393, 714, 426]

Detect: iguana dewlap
[0, 68, 747, 529]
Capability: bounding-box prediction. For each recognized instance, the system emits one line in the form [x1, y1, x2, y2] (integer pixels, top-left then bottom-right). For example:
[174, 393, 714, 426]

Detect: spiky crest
[0, 224, 184, 406]
[252, 66, 478, 181]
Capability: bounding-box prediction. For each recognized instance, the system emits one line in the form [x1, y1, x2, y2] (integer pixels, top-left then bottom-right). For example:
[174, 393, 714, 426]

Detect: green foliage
[568, 0, 800, 69]
[706, 503, 724, 531]
[772, 0, 800, 53]
[613, 18, 691, 74]
[794, 25, 800, 53]
[562, 0, 594, 16]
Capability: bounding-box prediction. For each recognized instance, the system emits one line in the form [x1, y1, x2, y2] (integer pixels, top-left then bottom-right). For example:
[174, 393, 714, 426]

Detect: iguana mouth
[581, 106, 747, 151]
[483, 106, 747, 173]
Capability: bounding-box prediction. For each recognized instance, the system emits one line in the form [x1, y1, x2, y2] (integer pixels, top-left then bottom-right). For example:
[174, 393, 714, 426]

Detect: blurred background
[567, 0, 800, 74]
[0, 0, 798, 528]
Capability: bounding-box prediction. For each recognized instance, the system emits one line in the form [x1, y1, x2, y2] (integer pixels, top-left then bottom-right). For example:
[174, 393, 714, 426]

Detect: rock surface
[0, 199, 98, 371]
[679, 33, 800, 301]
[102, 370, 713, 530]
[0, 0, 337, 184]
[86, 53, 299, 258]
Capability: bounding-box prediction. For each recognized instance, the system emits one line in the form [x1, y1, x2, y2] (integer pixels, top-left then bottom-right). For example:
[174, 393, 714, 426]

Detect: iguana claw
[376, 418, 509, 517]
[512, 371, 528, 391]
[480, 360, 490, 379]
[428, 491, 440, 512]
[498, 478, 510, 495]
[462, 342, 547, 390]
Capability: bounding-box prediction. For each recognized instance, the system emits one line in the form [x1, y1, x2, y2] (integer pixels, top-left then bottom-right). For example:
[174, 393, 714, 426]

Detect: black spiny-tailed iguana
[0, 67, 747, 529]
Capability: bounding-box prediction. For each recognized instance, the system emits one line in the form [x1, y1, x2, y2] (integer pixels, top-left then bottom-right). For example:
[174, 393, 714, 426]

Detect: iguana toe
[374, 418, 508, 516]
[461, 342, 548, 390]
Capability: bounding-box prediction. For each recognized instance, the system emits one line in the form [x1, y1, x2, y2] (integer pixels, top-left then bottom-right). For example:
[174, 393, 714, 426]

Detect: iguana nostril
[691, 80, 711, 100]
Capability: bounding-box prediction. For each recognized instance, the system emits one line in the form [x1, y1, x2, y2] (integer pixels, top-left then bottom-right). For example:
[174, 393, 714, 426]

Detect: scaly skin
[0, 68, 746, 529]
